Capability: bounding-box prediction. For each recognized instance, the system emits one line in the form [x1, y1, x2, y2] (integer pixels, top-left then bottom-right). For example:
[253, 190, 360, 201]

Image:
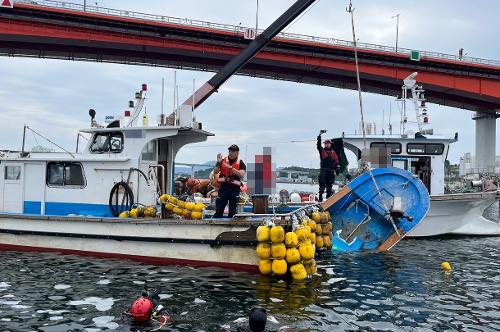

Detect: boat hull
[407, 192, 500, 237]
[0, 214, 259, 272]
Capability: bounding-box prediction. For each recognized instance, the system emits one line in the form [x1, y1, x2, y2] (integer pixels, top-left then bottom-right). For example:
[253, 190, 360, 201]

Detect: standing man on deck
[213, 144, 246, 218]
[317, 130, 340, 202]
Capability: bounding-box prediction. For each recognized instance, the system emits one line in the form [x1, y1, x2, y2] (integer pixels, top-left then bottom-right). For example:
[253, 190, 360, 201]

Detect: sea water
[0, 236, 499, 331]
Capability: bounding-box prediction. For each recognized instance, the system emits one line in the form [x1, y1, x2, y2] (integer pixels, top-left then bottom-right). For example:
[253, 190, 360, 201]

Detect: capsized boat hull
[322, 167, 429, 252]
[0, 214, 260, 272]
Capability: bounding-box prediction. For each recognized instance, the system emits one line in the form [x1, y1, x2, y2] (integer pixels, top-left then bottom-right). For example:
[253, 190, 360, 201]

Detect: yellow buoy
[173, 207, 183, 215]
[272, 259, 288, 276]
[441, 261, 452, 271]
[311, 212, 321, 223]
[295, 226, 310, 243]
[256, 243, 271, 259]
[316, 235, 324, 249]
[259, 259, 272, 275]
[159, 194, 170, 203]
[299, 243, 314, 260]
[165, 203, 175, 211]
[191, 211, 203, 220]
[323, 235, 332, 249]
[177, 200, 186, 209]
[182, 209, 192, 218]
[185, 202, 195, 211]
[168, 196, 178, 205]
[271, 243, 286, 259]
[307, 220, 317, 231]
[290, 263, 307, 280]
[285, 247, 301, 264]
[308, 232, 316, 244]
[270, 226, 285, 243]
[193, 203, 206, 212]
[129, 208, 139, 218]
[315, 224, 323, 235]
[284, 232, 298, 248]
[322, 222, 332, 235]
[118, 211, 130, 218]
[303, 258, 317, 275]
[256, 226, 271, 242]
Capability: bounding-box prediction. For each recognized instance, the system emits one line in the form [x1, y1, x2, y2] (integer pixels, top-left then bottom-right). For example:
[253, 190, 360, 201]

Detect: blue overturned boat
[322, 167, 429, 252]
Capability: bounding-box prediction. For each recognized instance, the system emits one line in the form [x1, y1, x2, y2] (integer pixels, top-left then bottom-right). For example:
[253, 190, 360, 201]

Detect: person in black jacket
[317, 130, 340, 202]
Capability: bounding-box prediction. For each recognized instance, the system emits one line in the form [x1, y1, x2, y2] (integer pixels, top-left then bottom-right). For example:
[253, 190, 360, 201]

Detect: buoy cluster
[256, 222, 318, 280]
[118, 206, 157, 218]
[159, 194, 205, 220]
[309, 211, 333, 251]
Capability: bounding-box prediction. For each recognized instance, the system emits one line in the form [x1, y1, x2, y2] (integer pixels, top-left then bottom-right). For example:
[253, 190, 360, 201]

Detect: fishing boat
[336, 73, 500, 237]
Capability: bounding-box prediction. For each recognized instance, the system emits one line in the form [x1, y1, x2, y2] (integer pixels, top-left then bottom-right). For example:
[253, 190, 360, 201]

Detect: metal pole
[347, 1, 366, 150]
[21, 125, 27, 155]
[83, 0, 86, 11]
[392, 14, 400, 53]
[256, 0, 259, 33]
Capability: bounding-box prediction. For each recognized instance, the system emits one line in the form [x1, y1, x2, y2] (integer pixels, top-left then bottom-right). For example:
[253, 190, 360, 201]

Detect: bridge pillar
[473, 112, 497, 174]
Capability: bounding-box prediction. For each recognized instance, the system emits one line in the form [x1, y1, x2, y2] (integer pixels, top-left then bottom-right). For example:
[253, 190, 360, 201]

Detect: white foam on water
[268, 316, 279, 324]
[0, 300, 20, 306]
[160, 278, 171, 282]
[12, 304, 31, 309]
[0, 282, 11, 289]
[93, 315, 119, 329]
[49, 316, 63, 321]
[68, 297, 115, 312]
[181, 311, 188, 315]
[325, 268, 335, 275]
[54, 284, 71, 290]
[96, 279, 111, 285]
[270, 298, 283, 303]
[160, 269, 175, 273]
[194, 298, 206, 304]
[213, 284, 224, 287]
[232, 317, 247, 323]
[2, 294, 15, 298]
[1, 318, 11, 322]
[328, 277, 347, 284]
[37, 309, 69, 314]
[132, 281, 145, 285]
[158, 294, 173, 300]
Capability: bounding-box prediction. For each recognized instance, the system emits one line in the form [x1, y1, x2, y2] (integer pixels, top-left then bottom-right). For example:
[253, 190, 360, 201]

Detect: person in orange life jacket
[213, 144, 246, 218]
[317, 130, 339, 202]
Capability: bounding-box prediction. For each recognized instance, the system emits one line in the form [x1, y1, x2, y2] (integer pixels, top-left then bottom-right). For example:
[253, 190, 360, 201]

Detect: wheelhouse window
[90, 132, 124, 153]
[425, 144, 445, 155]
[370, 142, 402, 154]
[4, 166, 21, 180]
[47, 162, 86, 187]
[407, 143, 444, 155]
[407, 144, 425, 154]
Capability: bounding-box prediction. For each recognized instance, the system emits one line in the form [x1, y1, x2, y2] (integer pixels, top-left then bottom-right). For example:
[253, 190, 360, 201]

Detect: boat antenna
[160, 77, 165, 125]
[347, 0, 367, 150]
[388, 101, 393, 135]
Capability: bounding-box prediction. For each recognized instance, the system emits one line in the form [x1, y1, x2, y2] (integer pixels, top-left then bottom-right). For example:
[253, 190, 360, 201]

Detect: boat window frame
[4, 165, 21, 180]
[407, 143, 445, 155]
[370, 142, 402, 154]
[89, 131, 124, 154]
[46, 162, 87, 188]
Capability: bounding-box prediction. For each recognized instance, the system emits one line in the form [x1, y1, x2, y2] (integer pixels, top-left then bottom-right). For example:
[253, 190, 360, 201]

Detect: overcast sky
[1, 0, 499, 168]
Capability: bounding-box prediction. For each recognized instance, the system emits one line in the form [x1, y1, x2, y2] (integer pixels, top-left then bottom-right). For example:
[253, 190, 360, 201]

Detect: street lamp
[391, 13, 400, 53]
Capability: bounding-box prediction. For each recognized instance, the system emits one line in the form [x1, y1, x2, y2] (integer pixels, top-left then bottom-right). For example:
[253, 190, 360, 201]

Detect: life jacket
[321, 149, 338, 161]
[218, 157, 242, 186]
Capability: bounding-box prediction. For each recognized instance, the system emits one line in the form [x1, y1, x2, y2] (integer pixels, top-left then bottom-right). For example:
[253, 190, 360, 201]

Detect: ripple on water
[0, 237, 499, 330]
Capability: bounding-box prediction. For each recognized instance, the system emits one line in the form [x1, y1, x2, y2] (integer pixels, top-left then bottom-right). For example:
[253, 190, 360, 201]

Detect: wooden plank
[321, 186, 352, 210]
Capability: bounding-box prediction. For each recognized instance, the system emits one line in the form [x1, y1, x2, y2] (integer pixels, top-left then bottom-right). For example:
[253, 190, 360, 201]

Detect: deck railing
[13, 0, 500, 67]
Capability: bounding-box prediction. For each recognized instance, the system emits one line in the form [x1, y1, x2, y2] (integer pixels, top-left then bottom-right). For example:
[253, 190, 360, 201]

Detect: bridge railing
[14, 0, 500, 67]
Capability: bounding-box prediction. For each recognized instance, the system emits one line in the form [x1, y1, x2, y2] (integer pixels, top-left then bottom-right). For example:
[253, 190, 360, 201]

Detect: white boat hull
[0, 214, 259, 272]
[407, 192, 500, 237]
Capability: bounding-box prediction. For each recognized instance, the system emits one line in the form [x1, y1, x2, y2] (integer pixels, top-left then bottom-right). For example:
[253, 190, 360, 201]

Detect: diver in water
[221, 308, 292, 332]
[122, 287, 171, 330]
